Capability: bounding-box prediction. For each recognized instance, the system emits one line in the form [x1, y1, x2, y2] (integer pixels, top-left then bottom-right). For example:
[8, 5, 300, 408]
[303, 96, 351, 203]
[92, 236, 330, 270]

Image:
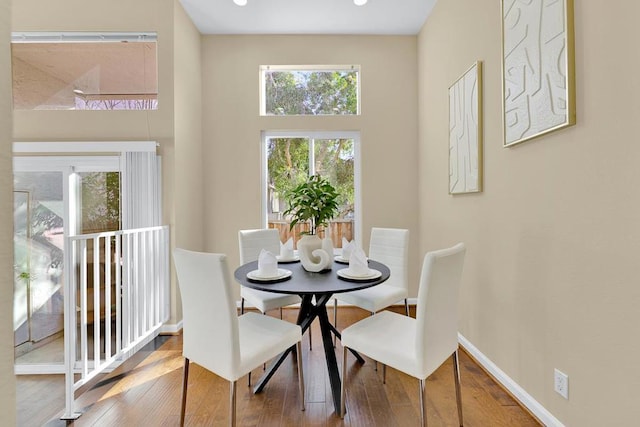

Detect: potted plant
[283, 174, 339, 271]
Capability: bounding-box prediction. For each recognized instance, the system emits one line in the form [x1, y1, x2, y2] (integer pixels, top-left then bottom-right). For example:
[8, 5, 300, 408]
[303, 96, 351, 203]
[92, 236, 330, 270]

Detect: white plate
[335, 255, 368, 264]
[276, 255, 300, 263]
[247, 268, 292, 281]
[337, 268, 381, 280]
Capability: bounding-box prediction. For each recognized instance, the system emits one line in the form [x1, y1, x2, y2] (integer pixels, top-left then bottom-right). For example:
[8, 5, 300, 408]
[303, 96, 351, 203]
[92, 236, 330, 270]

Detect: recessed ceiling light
[233, 0, 247, 6]
[354, 0, 368, 5]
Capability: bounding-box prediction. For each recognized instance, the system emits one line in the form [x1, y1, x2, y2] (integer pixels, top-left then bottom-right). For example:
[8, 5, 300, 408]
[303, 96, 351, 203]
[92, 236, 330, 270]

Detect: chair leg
[296, 341, 306, 411]
[180, 358, 190, 427]
[404, 298, 410, 316]
[452, 351, 464, 426]
[247, 371, 251, 387]
[279, 307, 283, 319]
[229, 380, 237, 427]
[240, 298, 245, 314]
[308, 326, 312, 351]
[371, 311, 378, 371]
[419, 379, 428, 427]
[382, 364, 386, 384]
[340, 346, 348, 418]
[262, 312, 267, 370]
[333, 299, 338, 347]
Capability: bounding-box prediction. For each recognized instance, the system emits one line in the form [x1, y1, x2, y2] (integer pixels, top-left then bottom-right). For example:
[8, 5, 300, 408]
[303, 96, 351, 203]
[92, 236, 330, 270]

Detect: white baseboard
[458, 333, 564, 427]
[15, 363, 66, 375]
[160, 320, 183, 334]
[236, 298, 419, 309]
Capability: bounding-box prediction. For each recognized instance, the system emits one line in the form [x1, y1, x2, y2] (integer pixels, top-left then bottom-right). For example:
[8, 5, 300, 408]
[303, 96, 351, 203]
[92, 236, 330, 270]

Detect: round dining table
[234, 258, 390, 413]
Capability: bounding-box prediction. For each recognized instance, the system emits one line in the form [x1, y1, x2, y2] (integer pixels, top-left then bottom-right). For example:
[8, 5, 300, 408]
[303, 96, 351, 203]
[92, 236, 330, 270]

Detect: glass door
[13, 172, 65, 362]
[13, 156, 120, 369]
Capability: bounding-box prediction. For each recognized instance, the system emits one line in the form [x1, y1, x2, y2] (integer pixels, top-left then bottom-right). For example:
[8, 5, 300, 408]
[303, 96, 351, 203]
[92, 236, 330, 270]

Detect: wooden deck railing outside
[268, 219, 353, 249]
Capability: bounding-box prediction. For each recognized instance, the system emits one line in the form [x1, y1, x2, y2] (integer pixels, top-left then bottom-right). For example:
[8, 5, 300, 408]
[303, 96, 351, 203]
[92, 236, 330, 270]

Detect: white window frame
[261, 130, 362, 246]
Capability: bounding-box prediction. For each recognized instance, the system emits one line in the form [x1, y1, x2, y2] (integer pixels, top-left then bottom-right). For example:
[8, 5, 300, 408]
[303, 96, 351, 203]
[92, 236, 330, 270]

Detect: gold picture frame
[501, 0, 576, 147]
[449, 61, 483, 194]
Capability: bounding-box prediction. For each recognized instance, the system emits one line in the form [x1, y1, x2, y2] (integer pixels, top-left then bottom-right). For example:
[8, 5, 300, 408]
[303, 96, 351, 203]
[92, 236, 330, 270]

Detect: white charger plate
[247, 268, 292, 282]
[336, 268, 381, 281]
[276, 255, 300, 263]
[334, 255, 350, 264]
[335, 255, 368, 264]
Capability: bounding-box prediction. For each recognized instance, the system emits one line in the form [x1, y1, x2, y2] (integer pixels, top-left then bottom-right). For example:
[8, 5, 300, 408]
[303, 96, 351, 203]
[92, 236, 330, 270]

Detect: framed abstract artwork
[449, 61, 482, 194]
[501, 0, 576, 147]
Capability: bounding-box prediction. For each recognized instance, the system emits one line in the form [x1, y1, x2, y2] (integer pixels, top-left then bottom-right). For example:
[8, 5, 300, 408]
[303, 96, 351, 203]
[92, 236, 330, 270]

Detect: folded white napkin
[280, 237, 294, 259]
[341, 237, 354, 260]
[348, 247, 370, 277]
[258, 249, 279, 277]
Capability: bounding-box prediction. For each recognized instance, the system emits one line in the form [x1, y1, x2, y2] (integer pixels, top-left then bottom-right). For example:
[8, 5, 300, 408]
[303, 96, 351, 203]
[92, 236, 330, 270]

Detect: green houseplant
[283, 174, 340, 236]
[283, 175, 339, 271]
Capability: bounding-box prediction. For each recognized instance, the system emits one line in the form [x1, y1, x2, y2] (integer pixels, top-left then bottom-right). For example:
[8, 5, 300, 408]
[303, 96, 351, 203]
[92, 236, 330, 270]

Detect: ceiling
[179, 0, 438, 35]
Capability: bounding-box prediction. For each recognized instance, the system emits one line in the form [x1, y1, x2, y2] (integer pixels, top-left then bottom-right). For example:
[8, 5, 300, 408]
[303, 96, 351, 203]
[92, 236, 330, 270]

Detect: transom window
[11, 32, 158, 111]
[260, 65, 360, 116]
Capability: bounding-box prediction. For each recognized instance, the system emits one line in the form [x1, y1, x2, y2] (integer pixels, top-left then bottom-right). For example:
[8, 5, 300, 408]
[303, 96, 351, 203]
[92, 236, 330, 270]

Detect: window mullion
[309, 138, 315, 176]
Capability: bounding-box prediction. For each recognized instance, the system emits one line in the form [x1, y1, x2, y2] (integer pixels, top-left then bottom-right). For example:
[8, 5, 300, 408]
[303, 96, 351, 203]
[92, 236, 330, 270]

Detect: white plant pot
[297, 234, 332, 272]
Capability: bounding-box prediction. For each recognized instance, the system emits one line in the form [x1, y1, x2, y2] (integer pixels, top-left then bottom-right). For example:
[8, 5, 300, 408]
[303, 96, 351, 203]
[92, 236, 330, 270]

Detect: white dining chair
[333, 228, 410, 344]
[173, 248, 305, 427]
[238, 229, 312, 381]
[340, 243, 466, 427]
[238, 229, 302, 318]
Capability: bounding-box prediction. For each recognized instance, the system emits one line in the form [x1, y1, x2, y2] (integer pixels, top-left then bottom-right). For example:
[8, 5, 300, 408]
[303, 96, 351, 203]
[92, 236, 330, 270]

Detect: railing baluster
[133, 232, 139, 341]
[122, 232, 130, 348]
[105, 235, 112, 360]
[115, 234, 121, 354]
[93, 236, 101, 372]
[80, 240, 88, 378]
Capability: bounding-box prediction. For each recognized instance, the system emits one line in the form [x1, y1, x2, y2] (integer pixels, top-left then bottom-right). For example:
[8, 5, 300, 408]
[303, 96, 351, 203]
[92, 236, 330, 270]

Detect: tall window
[260, 65, 360, 116]
[263, 132, 360, 248]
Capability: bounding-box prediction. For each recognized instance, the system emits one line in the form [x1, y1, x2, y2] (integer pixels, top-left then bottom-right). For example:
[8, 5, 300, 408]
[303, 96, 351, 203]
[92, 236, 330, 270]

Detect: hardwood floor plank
[17, 307, 541, 427]
[342, 362, 376, 426]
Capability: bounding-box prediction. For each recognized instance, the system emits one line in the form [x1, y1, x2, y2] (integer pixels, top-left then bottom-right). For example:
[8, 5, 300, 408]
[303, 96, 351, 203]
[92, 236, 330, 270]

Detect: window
[79, 172, 121, 234]
[263, 131, 360, 248]
[260, 65, 360, 116]
[11, 32, 157, 110]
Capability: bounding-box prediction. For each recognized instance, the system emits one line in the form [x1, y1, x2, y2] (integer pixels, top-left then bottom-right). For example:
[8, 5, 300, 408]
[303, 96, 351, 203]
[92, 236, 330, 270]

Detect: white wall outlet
[554, 368, 569, 399]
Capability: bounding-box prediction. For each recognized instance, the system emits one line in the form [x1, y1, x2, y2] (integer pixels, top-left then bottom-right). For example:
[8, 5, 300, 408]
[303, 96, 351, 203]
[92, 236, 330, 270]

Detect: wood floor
[17, 306, 541, 426]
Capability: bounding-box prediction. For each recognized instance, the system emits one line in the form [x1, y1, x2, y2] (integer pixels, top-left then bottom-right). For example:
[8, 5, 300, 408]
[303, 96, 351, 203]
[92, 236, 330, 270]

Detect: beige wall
[172, 0, 203, 322]
[12, 0, 175, 143]
[418, 1, 640, 425]
[0, 0, 16, 424]
[201, 35, 420, 300]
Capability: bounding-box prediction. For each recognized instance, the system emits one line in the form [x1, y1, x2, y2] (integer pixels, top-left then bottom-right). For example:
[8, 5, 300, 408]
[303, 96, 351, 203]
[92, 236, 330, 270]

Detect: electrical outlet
[554, 369, 569, 399]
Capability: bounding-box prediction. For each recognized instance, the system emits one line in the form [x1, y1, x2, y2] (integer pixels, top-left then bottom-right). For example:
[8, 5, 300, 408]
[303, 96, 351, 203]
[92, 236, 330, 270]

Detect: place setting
[276, 237, 300, 263]
[336, 246, 381, 282]
[334, 237, 368, 264]
[247, 249, 292, 283]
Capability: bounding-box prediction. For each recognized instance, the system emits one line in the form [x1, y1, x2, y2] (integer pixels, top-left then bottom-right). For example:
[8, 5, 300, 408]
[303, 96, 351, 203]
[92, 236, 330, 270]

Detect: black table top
[234, 259, 390, 295]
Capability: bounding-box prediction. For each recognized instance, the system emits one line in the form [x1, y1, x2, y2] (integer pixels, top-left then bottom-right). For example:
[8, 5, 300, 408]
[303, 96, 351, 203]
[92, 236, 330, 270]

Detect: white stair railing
[61, 225, 170, 420]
